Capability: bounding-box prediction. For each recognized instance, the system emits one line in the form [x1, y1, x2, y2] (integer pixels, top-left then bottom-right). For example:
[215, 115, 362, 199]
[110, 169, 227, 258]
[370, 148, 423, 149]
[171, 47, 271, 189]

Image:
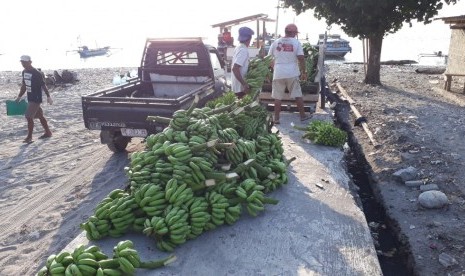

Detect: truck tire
[101, 130, 131, 152]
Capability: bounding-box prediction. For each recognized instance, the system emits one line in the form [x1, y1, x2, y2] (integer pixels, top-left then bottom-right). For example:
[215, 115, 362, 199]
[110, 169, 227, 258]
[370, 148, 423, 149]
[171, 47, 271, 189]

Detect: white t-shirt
[231, 43, 250, 93]
[268, 37, 304, 79]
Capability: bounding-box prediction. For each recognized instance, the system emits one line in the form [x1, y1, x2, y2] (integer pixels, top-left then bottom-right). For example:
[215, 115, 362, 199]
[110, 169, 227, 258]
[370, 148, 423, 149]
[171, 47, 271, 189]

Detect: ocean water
[0, 0, 461, 71]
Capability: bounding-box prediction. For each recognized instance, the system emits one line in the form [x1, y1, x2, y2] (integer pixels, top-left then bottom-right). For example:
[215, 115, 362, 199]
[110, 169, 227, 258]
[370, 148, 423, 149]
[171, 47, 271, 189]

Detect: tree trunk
[364, 33, 383, 85]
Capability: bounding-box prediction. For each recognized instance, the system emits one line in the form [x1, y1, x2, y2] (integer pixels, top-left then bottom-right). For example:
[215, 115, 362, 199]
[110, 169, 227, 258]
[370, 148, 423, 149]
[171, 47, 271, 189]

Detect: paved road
[65, 111, 382, 275]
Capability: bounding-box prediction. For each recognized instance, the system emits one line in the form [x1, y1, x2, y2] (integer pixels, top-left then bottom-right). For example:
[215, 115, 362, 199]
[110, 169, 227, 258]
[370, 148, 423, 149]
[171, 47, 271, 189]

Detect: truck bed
[82, 77, 216, 132]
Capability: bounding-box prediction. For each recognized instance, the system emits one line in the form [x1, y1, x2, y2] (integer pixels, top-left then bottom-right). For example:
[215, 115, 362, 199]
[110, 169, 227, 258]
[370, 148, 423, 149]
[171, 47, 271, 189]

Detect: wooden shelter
[212, 13, 276, 48]
[439, 15, 465, 92]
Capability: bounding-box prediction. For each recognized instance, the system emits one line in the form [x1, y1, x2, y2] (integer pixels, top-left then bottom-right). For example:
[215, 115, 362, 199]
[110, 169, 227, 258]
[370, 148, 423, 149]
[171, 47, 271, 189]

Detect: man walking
[268, 23, 311, 124]
[15, 55, 53, 143]
[231, 26, 254, 99]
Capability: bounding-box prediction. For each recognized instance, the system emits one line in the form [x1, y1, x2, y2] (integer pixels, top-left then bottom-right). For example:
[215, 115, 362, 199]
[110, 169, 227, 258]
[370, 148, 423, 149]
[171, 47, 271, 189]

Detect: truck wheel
[101, 131, 131, 152]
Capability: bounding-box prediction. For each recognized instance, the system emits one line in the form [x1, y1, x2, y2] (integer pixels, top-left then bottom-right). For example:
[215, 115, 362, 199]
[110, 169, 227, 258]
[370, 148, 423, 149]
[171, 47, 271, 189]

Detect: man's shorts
[25, 102, 43, 119]
[271, 77, 303, 100]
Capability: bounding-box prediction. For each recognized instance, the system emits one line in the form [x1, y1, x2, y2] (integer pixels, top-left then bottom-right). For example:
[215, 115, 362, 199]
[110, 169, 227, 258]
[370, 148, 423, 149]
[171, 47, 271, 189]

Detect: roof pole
[275, 0, 280, 36]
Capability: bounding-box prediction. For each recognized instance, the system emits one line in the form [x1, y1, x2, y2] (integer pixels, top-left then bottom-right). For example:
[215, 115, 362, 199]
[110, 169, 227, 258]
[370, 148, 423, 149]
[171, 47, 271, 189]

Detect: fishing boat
[316, 34, 352, 58]
[78, 45, 110, 58]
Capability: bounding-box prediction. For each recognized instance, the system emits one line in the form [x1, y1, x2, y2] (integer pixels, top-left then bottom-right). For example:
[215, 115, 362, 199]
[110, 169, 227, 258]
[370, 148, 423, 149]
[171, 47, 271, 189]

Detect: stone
[404, 180, 423, 187]
[419, 184, 439, 192]
[418, 191, 449, 209]
[393, 166, 418, 182]
[438, 252, 458, 268]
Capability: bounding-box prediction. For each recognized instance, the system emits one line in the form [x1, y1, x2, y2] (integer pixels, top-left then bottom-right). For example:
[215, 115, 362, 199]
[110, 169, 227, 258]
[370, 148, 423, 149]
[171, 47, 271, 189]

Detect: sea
[0, 1, 462, 72]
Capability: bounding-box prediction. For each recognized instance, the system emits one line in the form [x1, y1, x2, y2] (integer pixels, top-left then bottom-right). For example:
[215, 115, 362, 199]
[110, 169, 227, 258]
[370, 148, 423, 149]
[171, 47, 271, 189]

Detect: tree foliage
[283, 0, 457, 84]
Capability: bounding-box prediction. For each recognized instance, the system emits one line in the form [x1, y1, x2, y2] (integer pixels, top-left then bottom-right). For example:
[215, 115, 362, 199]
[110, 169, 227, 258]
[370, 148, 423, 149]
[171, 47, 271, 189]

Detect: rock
[404, 180, 423, 187]
[393, 166, 418, 182]
[420, 184, 439, 192]
[438, 252, 458, 268]
[418, 191, 449, 209]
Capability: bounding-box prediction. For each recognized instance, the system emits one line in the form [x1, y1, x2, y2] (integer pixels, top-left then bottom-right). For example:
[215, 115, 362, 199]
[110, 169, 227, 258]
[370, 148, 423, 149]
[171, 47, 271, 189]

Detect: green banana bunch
[235, 179, 279, 217]
[106, 195, 137, 238]
[224, 203, 242, 225]
[187, 197, 210, 238]
[154, 205, 190, 251]
[206, 191, 229, 227]
[134, 183, 167, 217]
[164, 178, 194, 207]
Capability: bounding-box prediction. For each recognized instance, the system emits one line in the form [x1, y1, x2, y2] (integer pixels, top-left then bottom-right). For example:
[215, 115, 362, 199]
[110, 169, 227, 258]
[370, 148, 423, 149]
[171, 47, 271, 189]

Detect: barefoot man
[15, 55, 53, 143]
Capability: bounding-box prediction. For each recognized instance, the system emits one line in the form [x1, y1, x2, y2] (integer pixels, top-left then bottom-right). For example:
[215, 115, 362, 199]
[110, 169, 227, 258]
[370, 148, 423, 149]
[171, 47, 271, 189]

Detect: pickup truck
[81, 37, 227, 152]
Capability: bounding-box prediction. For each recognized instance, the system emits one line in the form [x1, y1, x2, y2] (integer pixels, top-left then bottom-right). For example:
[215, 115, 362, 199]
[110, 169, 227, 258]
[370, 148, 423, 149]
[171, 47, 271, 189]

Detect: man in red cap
[267, 23, 311, 124]
[15, 55, 53, 143]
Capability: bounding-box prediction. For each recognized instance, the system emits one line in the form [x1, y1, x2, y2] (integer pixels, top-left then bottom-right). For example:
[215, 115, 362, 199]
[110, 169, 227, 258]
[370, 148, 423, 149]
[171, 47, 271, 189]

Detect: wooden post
[444, 75, 452, 91]
[336, 83, 379, 148]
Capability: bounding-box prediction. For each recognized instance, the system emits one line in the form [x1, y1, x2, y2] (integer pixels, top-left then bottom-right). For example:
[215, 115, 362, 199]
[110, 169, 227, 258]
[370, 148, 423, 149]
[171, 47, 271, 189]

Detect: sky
[0, 0, 464, 63]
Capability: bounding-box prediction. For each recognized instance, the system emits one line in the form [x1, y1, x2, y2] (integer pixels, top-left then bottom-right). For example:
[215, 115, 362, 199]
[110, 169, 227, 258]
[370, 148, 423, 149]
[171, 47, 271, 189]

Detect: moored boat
[78, 45, 110, 58]
[316, 34, 352, 57]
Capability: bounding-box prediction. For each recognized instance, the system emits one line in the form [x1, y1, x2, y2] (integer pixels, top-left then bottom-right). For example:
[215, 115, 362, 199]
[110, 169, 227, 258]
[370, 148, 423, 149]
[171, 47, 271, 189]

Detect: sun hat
[238, 27, 254, 42]
[20, 55, 31, 62]
[285, 23, 299, 33]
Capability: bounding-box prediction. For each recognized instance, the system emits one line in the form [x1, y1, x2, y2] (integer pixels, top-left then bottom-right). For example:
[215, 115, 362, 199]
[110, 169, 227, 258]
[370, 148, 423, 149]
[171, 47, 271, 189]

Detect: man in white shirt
[231, 27, 254, 99]
[268, 23, 310, 124]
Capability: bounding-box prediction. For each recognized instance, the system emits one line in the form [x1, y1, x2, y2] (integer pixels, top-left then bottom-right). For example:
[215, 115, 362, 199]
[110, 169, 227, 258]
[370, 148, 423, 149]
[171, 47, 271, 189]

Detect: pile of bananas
[78, 90, 296, 255]
[36, 241, 175, 276]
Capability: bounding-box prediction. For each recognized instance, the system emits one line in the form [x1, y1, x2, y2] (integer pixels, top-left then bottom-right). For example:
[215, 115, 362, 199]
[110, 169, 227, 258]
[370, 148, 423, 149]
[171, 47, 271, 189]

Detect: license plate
[121, 128, 147, 137]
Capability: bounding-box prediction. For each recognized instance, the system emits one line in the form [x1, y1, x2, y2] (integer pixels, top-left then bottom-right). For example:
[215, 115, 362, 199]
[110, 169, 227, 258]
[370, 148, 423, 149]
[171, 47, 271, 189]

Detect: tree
[283, 0, 457, 84]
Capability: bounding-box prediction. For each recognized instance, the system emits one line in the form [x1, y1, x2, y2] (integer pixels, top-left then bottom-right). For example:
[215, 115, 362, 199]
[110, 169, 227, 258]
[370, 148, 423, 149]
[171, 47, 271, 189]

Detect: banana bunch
[187, 197, 210, 238]
[234, 179, 272, 217]
[112, 240, 140, 275]
[165, 178, 194, 207]
[258, 159, 290, 192]
[154, 159, 174, 183]
[155, 205, 191, 251]
[143, 216, 169, 237]
[134, 184, 167, 217]
[186, 118, 213, 138]
[37, 244, 108, 276]
[37, 242, 176, 276]
[245, 56, 273, 94]
[126, 150, 160, 190]
[217, 127, 240, 143]
[164, 142, 192, 164]
[169, 109, 191, 130]
[236, 139, 257, 160]
[172, 130, 189, 143]
[224, 142, 244, 166]
[224, 204, 242, 225]
[212, 181, 238, 198]
[81, 189, 130, 240]
[214, 112, 236, 129]
[188, 135, 207, 147]
[205, 90, 237, 109]
[81, 216, 110, 241]
[107, 195, 138, 238]
[188, 156, 214, 187]
[255, 133, 284, 162]
[232, 106, 269, 140]
[205, 191, 230, 228]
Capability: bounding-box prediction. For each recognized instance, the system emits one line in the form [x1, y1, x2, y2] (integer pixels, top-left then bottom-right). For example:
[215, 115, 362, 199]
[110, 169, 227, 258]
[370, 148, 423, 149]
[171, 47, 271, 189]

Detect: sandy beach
[0, 68, 138, 275]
